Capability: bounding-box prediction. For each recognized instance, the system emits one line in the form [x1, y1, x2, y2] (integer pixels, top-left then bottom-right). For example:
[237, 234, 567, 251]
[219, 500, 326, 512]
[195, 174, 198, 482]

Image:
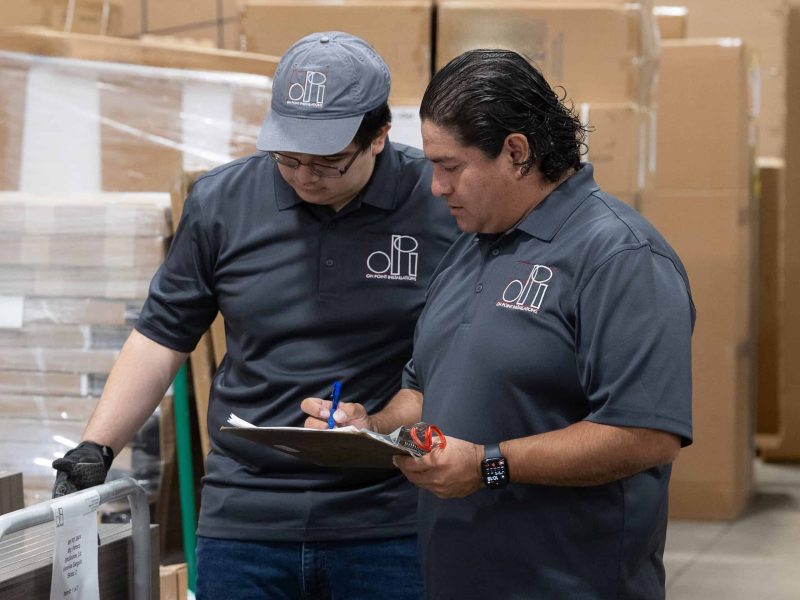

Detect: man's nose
[431, 172, 451, 197]
[294, 163, 320, 184]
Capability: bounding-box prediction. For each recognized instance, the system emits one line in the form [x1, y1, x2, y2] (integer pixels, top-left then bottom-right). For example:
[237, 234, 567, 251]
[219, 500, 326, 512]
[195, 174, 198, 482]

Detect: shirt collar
[273, 139, 399, 212]
[515, 162, 599, 242]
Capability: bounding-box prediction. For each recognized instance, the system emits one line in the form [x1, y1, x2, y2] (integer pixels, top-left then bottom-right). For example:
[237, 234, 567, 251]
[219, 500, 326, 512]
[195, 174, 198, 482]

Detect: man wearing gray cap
[51, 31, 457, 598]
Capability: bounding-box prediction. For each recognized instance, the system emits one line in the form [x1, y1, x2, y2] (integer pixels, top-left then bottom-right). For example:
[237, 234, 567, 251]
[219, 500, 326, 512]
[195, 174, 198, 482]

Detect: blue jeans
[195, 535, 423, 600]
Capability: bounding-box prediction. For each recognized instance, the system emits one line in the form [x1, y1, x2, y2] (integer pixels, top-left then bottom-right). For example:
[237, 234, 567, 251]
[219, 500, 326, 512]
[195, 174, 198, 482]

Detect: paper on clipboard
[220, 414, 422, 469]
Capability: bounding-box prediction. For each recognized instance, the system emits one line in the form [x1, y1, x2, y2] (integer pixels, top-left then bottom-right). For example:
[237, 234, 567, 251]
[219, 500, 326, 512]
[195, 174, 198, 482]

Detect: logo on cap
[286, 68, 327, 108]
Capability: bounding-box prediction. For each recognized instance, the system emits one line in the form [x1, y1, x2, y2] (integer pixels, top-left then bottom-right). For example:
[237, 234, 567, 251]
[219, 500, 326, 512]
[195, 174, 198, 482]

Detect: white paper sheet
[50, 489, 101, 600]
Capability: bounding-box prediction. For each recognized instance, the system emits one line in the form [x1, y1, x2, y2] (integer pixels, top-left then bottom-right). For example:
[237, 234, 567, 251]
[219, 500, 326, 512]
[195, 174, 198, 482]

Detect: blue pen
[327, 381, 343, 429]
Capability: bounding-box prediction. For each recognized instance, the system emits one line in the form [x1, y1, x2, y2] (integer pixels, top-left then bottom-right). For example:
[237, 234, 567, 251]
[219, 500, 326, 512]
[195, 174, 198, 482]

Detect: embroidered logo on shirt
[286, 68, 327, 107]
[496, 264, 553, 314]
[365, 235, 419, 281]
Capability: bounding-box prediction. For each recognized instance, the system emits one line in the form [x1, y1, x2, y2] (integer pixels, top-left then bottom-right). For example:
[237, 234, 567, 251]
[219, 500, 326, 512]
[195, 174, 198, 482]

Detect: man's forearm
[369, 388, 423, 434]
[502, 421, 682, 487]
[82, 329, 188, 455]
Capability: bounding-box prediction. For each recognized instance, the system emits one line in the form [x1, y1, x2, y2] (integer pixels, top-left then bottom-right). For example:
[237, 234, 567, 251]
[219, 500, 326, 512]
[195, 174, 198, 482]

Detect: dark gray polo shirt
[136, 140, 458, 542]
[403, 164, 694, 599]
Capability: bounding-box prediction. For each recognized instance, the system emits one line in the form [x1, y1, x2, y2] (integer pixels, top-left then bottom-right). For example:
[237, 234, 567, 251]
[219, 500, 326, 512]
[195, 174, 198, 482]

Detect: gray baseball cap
[257, 31, 391, 155]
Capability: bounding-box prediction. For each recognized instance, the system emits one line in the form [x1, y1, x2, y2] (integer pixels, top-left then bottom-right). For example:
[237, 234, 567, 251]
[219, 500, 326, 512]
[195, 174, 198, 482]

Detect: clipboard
[220, 414, 420, 469]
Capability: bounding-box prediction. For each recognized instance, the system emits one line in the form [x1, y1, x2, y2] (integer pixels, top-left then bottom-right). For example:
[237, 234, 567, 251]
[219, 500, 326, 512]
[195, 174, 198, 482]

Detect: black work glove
[52, 441, 115, 498]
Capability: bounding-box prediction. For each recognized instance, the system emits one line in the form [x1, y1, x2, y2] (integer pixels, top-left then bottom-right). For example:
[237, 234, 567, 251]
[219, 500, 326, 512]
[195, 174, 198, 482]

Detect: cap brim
[256, 109, 364, 155]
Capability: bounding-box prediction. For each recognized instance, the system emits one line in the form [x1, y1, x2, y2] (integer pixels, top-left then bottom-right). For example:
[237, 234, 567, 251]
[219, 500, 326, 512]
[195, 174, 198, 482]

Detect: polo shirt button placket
[491, 248, 500, 257]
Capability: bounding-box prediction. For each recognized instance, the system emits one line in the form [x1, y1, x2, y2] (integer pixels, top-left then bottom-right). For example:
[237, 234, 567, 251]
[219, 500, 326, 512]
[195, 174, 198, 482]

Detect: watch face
[481, 457, 509, 489]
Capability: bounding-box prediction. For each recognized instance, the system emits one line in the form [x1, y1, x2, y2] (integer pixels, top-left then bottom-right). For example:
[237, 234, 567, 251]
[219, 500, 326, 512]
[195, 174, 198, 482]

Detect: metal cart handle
[0, 477, 152, 600]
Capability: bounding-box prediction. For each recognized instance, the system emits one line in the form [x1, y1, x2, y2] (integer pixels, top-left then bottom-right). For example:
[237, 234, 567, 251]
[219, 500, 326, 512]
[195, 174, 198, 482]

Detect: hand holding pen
[300, 381, 372, 431]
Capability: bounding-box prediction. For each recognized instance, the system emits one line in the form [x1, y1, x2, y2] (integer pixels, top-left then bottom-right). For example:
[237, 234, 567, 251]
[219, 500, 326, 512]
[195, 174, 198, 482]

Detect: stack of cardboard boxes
[0, 191, 171, 503]
[0, 33, 276, 504]
[642, 38, 758, 519]
[0, 0, 243, 49]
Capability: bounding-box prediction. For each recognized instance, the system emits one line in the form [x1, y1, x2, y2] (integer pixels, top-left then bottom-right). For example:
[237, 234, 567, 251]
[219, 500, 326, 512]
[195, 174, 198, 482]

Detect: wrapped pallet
[0, 29, 275, 505]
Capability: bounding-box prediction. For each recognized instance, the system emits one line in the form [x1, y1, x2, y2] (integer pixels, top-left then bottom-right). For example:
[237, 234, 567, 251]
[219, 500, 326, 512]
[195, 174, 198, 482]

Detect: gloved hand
[52, 441, 115, 498]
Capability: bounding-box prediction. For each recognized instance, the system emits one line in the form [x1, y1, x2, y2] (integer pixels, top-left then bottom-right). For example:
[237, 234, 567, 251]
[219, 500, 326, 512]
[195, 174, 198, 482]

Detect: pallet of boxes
[0, 27, 277, 596]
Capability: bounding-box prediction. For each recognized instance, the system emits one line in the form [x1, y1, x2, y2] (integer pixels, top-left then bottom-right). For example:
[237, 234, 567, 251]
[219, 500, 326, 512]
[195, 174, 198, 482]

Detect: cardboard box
[242, 0, 433, 104]
[0, 3, 47, 28]
[644, 37, 757, 519]
[755, 158, 784, 437]
[0, 193, 171, 236]
[38, 0, 124, 35]
[0, 324, 130, 349]
[0, 0, 123, 35]
[436, 2, 644, 104]
[0, 371, 107, 396]
[0, 265, 155, 299]
[0, 348, 119, 374]
[667, 0, 788, 159]
[579, 102, 653, 204]
[0, 471, 24, 516]
[159, 563, 188, 600]
[655, 5, 688, 39]
[0, 235, 167, 268]
[15, 297, 139, 326]
[656, 39, 755, 192]
[642, 190, 756, 520]
[759, 4, 800, 460]
[0, 393, 99, 420]
[0, 27, 278, 76]
[0, 33, 273, 193]
[141, 19, 242, 51]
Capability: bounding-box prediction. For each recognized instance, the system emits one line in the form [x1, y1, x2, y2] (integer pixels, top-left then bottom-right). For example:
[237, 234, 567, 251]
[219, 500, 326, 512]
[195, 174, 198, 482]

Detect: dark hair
[420, 50, 587, 182]
[352, 101, 392, 152]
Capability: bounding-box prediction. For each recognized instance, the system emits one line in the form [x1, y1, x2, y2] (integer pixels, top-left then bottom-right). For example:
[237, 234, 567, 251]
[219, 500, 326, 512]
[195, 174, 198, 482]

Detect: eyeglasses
[269, 150, 361, 178]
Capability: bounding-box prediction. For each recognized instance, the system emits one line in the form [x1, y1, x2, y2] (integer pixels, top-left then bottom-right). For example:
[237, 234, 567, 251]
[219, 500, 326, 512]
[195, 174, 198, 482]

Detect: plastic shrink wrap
[0, 30, 275, 505]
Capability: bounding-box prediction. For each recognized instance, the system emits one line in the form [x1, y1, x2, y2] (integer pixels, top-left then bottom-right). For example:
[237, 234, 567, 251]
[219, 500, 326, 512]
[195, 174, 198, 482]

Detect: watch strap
[483, 442, 502, 461]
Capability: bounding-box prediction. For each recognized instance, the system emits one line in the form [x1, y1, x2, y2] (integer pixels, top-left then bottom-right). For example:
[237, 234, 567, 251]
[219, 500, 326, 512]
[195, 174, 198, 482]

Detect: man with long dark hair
[305, 49, 695, 598]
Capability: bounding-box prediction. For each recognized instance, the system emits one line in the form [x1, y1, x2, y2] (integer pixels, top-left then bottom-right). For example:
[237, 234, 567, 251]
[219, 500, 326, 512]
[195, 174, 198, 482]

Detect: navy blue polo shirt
[136, 140, 458, 542]
[404, 164, 694, 599]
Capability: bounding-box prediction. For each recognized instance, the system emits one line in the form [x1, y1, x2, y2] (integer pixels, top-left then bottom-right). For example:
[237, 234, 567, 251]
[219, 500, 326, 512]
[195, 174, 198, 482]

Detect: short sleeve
[575, 246, 694, 445]
[401, 358, 422, 392]
[135, 191, 219, 352]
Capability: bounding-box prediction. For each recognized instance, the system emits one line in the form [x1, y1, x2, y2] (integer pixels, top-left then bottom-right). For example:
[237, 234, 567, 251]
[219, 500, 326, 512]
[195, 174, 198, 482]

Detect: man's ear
[503, 133, 530, 176]
[371, 124, 392, 156]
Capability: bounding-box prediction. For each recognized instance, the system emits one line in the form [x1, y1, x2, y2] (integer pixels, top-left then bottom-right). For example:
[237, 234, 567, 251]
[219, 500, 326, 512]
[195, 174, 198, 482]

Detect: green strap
[173, 363, 197, 592]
